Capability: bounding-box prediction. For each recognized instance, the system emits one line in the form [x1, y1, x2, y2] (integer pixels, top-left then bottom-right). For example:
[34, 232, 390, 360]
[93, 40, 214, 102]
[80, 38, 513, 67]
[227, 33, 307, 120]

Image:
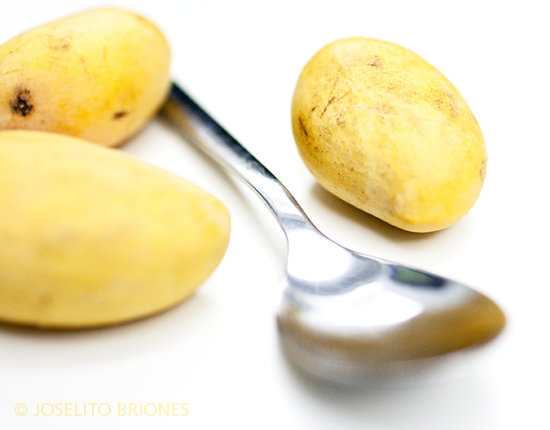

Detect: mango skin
[291, 37, 487, 232]
[0, 130, 230, 328]
[0, 8, 171, 147]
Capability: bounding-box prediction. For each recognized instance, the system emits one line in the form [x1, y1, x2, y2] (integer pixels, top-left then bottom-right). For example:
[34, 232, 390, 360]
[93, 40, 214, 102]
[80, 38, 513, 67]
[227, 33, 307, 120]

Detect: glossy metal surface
[162, 83, 505, 385]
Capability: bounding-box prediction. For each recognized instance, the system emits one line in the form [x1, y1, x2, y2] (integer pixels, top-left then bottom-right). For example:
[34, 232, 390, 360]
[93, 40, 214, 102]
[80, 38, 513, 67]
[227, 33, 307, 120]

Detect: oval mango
[291, 37, 487, 232]
[0, 8, 171, 147]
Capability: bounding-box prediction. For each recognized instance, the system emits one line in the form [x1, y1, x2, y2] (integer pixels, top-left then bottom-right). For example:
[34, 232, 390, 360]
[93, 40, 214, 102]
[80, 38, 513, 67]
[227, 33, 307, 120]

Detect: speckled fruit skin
[0, 130, 230, 328]
[0, 8, 171, 147]
[291, 37, 487, 232]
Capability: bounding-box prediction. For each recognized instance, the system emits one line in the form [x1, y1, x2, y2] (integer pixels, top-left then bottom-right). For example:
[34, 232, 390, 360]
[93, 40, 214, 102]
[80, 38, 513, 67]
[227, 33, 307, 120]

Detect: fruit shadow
[0, 290, 221, 370]
[309, 182, 442, 245]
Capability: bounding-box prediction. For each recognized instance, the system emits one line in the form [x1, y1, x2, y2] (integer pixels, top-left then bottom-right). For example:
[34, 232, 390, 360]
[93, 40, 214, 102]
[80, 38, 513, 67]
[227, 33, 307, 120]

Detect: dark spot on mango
[12, 89, 33, 116]
[298, 116, 309, 138]
[47, 34, 72, 52]
[112, 111, 128, 120]
[368, 56, 383, 68]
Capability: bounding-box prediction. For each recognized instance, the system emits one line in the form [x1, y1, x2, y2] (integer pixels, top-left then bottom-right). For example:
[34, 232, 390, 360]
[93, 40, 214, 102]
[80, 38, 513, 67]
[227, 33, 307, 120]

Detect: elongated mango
[0, 8, 171, 147]
[0, 130, 230, 328]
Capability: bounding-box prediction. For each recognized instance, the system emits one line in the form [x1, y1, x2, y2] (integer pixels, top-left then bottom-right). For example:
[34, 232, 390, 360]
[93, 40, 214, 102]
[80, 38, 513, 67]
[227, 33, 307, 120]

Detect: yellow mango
[0, 130, 230, 328]
[291, 37, 486, 232]
[0, 8, 171, 147]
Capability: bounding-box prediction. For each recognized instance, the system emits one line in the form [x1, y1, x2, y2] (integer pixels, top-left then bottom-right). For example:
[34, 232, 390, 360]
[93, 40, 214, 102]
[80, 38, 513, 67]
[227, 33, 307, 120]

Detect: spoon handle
[162, 83, 313, 235]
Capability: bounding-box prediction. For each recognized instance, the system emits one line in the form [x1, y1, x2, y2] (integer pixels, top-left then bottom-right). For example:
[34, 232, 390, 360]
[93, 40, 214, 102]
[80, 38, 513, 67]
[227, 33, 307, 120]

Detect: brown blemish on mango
[11, 89, 33, 116]
[112, 111, 128, 120]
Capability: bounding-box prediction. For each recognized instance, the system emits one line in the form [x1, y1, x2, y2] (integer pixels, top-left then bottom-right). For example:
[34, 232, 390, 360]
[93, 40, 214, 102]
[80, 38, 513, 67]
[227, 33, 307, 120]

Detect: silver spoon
[162, 83, 505, 385]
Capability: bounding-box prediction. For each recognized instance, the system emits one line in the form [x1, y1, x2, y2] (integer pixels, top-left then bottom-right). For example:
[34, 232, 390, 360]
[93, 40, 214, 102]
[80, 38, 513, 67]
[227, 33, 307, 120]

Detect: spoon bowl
[162, 83, 505, 385]
[278, 228, 504, 384]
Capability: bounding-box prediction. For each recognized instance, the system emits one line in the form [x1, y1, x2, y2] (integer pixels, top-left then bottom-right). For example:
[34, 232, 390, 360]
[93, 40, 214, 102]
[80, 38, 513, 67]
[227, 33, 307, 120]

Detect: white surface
[1, 1, 548, 428]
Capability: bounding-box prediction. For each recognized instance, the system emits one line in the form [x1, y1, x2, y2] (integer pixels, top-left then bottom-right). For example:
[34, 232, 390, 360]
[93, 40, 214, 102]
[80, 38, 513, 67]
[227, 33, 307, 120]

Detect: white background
[1, 1, 549, 429]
